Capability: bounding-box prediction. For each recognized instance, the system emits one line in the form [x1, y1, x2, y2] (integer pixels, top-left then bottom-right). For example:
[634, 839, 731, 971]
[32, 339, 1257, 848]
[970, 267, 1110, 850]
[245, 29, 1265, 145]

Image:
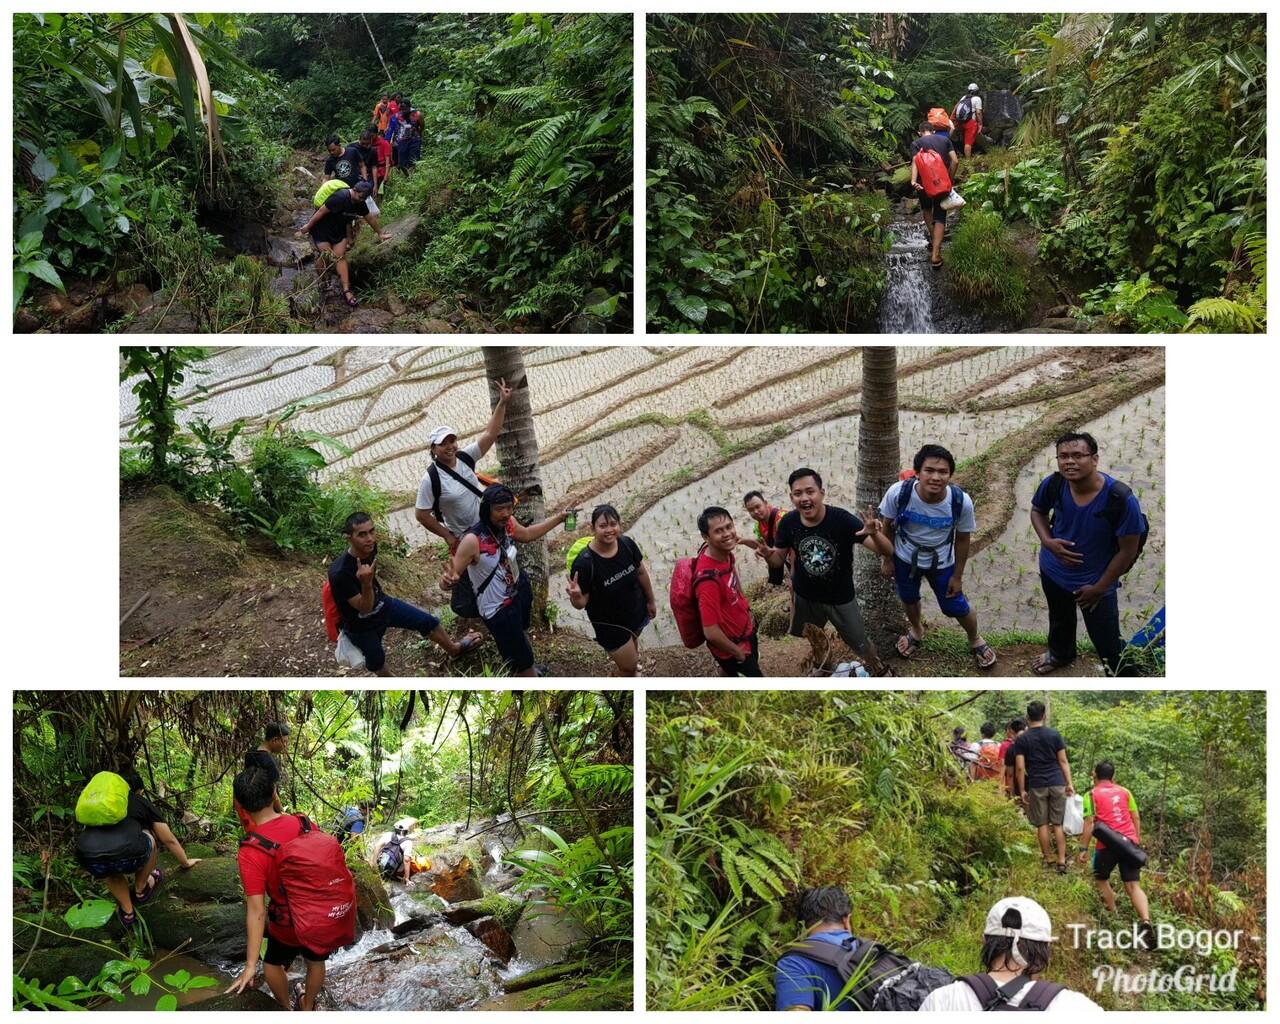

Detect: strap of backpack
[296, 814, 311, 834]
[1019, 980, 1064, 1010]
[947, 485, 965, 561]
[473, 528, 510, 599]
[789, 936, 856, 972]
[435, 456, 485, 500]
[1042, 472, 1065, 526]
[1102, 478, 1133, 530]
[960, 973, 1036, 1010]
[241, 831, 279, 851]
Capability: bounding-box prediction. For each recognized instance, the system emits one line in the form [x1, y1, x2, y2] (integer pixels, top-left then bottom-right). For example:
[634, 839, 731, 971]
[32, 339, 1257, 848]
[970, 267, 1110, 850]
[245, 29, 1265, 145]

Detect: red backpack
[240, 815, 357, 955]
[914, 147, 952, 198]
[668, 545, 721, 648]
[321, 581, 341, 643]
[974, 743, 1003, 781]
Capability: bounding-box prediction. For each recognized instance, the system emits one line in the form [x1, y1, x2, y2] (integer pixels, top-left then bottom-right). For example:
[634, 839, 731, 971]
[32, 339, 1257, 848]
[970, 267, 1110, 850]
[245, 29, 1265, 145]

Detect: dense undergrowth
[647, 690, 1264, 1010]
[14, 13, 631, 332]
[647, 13, 1265, 332]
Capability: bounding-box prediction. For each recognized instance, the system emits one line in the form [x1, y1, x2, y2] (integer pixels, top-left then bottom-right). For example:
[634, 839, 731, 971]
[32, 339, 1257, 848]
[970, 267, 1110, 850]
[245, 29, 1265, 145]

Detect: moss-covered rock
[183, 989, 283, 1011]
[482, 966, 630, 1010]
[13, 943, 118, 984]
[154, 856, 243, 903]
[143, 898, 247, 962]
[350, 857, 394, 930]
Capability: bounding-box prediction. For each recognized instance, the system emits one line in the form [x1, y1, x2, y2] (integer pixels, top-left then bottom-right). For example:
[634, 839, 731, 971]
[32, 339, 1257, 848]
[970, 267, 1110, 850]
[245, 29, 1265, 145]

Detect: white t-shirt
[415, 441, 484, 536]
[920, 977, 1103, 1012]
[971, 95, 983, 115]
[878, 481, 976, 569]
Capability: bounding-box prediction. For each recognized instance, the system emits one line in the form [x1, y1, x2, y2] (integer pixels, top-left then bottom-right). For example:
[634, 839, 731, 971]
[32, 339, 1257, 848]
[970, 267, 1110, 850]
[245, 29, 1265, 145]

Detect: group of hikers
[72, 721, 438, 1011]
[295, 91, 425, 309]
[777, 701, 1153, 1011]
[909, 83, 984, 268]
[322, 379, 1149, 678]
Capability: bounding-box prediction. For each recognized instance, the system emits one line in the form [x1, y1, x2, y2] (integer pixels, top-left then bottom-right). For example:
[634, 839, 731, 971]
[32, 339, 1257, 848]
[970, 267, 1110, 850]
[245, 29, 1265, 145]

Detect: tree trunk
[854, 347, 903, 660]
[480, 347, 550, 619]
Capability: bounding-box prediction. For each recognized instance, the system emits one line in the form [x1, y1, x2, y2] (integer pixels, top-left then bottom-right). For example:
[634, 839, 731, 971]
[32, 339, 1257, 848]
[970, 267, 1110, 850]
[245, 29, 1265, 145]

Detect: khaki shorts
[1027, 786, 1067, 827]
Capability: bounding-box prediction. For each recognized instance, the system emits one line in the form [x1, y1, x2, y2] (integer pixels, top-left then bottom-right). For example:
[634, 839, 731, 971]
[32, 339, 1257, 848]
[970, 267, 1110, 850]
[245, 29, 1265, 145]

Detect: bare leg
[301, 960, 325, 1010]
[1096, 879, 1118, 912]
[133, 834, 159, 898]
[931, 220, 945, 263]
[261, 963, 290, 1009]
[903, 601, 924, 640]
[1036, 824, 1052, 861]
[102, 874, 134, 915]
[610, 640, 639, 677]
[1053, 825, 1067, 865]
[331, 241, 352, 296]
[1124, 880, 1151, 921]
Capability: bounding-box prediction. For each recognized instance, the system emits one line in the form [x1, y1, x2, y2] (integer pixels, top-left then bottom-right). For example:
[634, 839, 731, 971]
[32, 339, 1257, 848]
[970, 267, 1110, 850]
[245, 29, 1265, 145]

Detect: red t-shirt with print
[694, 550, 753, 659]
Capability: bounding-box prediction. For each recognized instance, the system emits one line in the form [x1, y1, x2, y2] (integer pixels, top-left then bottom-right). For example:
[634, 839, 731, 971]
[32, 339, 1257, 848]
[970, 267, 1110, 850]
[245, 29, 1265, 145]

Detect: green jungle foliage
[944, 210, 1031, 319]
[13, 13, 631, 332]
[647, 691, 1265, 1011]
[647, 13, 1265, 333]
[14, 690, 633, 1008]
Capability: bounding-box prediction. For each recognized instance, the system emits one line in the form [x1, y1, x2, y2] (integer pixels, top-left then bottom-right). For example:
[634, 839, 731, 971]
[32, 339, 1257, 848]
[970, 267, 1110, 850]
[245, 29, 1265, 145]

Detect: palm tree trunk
[480, 347, 550, 619]
[855, 347, 904, 659]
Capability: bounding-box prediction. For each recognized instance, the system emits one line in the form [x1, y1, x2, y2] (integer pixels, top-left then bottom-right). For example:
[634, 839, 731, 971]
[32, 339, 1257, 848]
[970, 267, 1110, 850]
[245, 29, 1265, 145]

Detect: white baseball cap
[984, 897, 1054, 949]
[430, 425, 458, 446]
[969, 82, 980, 92]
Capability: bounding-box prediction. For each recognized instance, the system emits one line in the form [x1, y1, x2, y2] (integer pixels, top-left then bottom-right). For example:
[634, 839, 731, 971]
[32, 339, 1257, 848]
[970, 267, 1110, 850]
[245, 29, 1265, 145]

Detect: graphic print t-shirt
[324, 143, 371, 186]
[878, 482, 976, 570]
[775, 507, 864, 605]
[1083, 781, 1139, 850]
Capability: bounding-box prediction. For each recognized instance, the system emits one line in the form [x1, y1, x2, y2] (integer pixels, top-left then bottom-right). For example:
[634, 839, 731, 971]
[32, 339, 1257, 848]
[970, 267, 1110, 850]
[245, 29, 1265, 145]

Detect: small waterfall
[879, 215, 935, 333]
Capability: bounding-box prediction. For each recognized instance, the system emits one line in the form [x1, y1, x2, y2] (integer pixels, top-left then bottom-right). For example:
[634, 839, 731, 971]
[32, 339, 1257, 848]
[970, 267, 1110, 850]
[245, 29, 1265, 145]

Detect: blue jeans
[483, 575, 534, 673]
[345, 597, 440, 673]
[894, 556, 971, 618]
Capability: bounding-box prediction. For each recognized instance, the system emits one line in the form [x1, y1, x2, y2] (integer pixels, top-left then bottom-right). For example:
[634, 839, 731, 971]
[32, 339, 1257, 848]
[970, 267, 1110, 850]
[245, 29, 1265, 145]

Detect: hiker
[396, 102, 424, 173]
[738, 490, 789, 587]
[948, 726, 981, 780]
[566, 504, 656, 678]
[776, 886, 953, 1010]
[693, 505, 763, 677]
[322, 133, 376, 187]
[297, 179, 390, 309]
[374, 823, 414, 884]
[1030, 431, 1147, 677]
[328, 511, 482, 676]
[333, 805, 366, 844]
[1011, 700, 1075, 874]
[973, 722, 1003, 781]
[234, 722, 288, 832]
[227, 766, 356, 1010]
[919, 897, 1102, 1010]
[414, 377, 514, 556]
[909, 121, 958, 269]
[1078, 761, 1153, 949]
[75, 770, 202, 929]
[870, 444, 995, 670]
[756, 468, 887, 675]
[373, 127, 393, 197]
[1000, 718, 1027, 801]
[372, 94, 391, 137]
[442, 484, 569, 677]
[952, 83, 983, 158]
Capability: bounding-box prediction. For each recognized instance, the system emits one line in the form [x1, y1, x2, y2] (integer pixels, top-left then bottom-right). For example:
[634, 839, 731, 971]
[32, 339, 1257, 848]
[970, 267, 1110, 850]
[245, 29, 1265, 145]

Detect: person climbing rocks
[234, 722, 288, 833]
[297, 179, 389, 308]
[323, 133, 376, 188]
[692, 505, 763, 677]
[395, 101, 424, 173]
[775, 886, 858, 1009]
[755, 468, 889, 675]
[1078, 761, 1154, 949]
[372, 93, 391, 137]
[442, 485, 569, 678]
[869, 444, 996, 670]
[328, 511, 482, 676]
[919, 897, 1102, 1010]
[1000, 718, 1027, 801]
[374, 823, 414, 884]
[909, 120, 958, 269]
[739, 490, 789, 587]
[952, 83, 983, 158]
[75, 770, 202, 929]
[333, 805, 366, 843]
[1011, 700, 1075, 874]
[414, 377, 514, 563]
[1029, 431, 1147, 677]
[566, 504, 657, 678]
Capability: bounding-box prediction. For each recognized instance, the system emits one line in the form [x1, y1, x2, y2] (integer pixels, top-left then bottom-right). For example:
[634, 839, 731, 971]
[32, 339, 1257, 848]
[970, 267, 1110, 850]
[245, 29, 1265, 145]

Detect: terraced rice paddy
[120, 345, 1165, 653]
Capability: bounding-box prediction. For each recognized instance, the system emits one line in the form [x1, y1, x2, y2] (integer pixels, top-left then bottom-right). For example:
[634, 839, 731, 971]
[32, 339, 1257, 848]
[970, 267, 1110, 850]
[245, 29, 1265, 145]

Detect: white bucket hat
[984, 897, 1054, 967]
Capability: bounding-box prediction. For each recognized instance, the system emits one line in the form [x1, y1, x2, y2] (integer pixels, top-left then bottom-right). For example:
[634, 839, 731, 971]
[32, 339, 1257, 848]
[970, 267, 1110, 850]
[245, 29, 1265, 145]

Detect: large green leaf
[23, 259, 65, 291]
[64, 898, 116, 930]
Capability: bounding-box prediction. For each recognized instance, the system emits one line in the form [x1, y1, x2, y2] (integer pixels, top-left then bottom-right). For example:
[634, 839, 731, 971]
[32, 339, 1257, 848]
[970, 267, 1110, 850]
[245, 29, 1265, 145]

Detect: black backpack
[960, 973, 1065, 1011]
[75, 818, 147, 867]
[427, 451, 483, 524]
[955, 95, 975, 123]
[893, 479, 968, 581]
[1040, 472, 1149, 568]
[378, 833, 409, 875]
[789, 936, 954, 1011]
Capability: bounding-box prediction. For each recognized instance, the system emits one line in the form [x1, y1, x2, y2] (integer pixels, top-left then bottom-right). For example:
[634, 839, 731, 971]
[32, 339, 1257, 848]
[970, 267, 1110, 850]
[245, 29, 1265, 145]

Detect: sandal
[895, 632, 924, 659]
[1031, 652, 1066, 676]
[452, 633, 482, 658]
[971, 642, 997, 670]
[133, 868, 163, 905]
[930, 258, 943, 270]
[343, 289, 360, 308]
[118, 908, 137, 929]
[1056, 862, 1068, 875]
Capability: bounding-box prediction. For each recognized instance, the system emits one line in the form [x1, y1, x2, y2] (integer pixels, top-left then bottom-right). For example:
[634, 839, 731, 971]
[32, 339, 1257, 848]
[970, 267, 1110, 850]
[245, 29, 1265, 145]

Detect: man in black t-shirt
[909, 122, 959, 268]
[1011, 700, 1075, 873]
[327, 512, 480, 676]
[757, 467, 887, 674]
[297, 179, 390, 309]
[323, 133, 377, 187]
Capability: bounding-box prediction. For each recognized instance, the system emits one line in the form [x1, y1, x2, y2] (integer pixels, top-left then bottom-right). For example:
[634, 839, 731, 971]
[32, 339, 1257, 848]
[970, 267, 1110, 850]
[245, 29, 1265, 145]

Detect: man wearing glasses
[1029, 432, 1147, 677]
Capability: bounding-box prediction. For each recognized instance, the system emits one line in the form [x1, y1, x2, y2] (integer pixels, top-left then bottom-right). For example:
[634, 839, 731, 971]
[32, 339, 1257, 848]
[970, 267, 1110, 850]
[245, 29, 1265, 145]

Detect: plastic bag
[940, 188, 966, 211]
[335, 631, 367, 670]
[76, 771, 130, 826]
[1063, 793, 1085, 836]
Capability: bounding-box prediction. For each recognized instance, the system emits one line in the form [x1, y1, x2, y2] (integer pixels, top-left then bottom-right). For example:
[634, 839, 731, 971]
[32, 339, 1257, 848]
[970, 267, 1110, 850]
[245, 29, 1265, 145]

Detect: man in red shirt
[694, 505, 762, 676]
[226, 767, 328, 1010]
[373, 132, 392, 197]
[1078, 760, 1153, 948]
[998, 717, 1025, 800]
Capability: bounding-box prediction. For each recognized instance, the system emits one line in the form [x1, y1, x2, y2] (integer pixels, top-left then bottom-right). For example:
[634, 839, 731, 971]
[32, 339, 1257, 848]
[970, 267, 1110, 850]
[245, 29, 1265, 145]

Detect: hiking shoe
[1137, 920, 1156, 951]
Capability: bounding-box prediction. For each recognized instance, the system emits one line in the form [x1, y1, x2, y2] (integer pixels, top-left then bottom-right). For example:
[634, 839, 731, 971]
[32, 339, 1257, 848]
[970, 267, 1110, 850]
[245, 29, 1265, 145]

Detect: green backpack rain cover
[76, 771, 130, 826]
[565, 536, 591, 577]
[313, 178, 348, 208]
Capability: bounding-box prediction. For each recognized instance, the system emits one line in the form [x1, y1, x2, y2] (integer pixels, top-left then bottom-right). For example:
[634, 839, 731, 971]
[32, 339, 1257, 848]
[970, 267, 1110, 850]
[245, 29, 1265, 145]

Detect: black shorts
[264, 934, 329, 966]
[1093, 845, 1142, 883]
[310, 217, 350, 248]
[591, 614, 650, 654]
[919, 193, 947, 225]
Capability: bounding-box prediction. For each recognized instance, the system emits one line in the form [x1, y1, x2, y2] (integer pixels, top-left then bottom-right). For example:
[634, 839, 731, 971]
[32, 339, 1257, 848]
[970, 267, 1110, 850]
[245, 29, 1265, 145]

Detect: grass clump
[946, 210, 1030, 320]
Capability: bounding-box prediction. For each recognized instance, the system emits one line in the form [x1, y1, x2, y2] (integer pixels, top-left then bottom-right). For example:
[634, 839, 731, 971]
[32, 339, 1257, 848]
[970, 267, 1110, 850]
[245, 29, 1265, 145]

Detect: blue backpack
[893, 478, 966, 581]
[1041, 472, 1149, 569]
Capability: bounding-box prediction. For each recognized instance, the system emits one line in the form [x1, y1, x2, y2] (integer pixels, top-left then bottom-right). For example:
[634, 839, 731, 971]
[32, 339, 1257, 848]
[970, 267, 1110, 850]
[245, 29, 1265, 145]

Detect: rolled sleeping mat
[1093, 820, 1148, 866]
